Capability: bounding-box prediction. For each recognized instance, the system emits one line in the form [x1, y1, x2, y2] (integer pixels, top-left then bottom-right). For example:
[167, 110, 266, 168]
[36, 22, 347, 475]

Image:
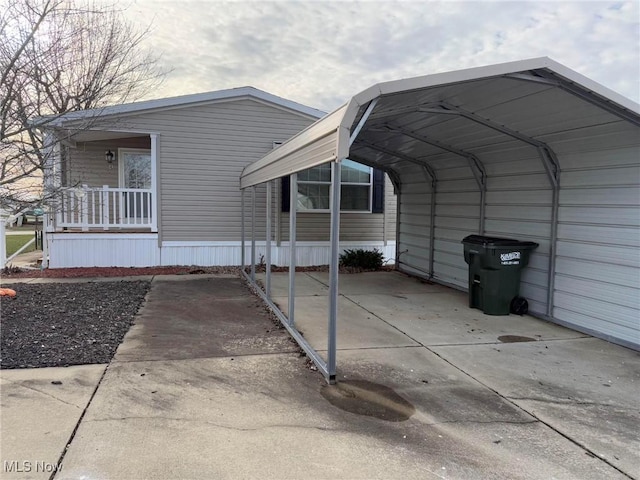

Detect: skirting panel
[160, 241, 397, 267]
[47, 235, 396, 268]
[48, 233, 160, 268]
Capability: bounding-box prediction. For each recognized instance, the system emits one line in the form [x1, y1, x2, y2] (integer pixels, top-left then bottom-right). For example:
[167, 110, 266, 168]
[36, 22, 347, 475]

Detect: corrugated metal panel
[432, 153, 482, 288]
[237, 58, 640, 349]
[396, 163, 432, 275]
[553, 141, 640, 348]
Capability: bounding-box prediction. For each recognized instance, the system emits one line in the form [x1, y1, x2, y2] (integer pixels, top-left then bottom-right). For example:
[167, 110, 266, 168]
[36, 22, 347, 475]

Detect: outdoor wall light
[105, 150, 115, 165]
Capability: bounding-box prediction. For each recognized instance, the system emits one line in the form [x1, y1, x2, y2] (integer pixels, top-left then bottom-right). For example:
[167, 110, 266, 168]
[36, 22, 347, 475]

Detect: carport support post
[327, 161, 341, 382]
[428, 177, 437, 278]
[288, 173, 297, 327]
[251, 186, 256, 282]
[265, 181, 272, 299]
[240, 189, 245, 271]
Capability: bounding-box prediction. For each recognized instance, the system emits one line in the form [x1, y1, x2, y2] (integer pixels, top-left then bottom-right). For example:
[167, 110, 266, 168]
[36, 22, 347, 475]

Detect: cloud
[127, 0, 640, 111]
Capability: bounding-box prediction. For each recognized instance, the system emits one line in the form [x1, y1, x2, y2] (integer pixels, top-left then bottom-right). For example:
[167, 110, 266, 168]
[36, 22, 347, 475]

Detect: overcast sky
[126, 0, 640, 112]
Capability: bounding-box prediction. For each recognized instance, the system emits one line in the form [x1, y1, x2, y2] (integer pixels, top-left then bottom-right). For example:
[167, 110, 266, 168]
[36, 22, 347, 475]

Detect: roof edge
[340, 57, 639, 135]
[41, 86, 326, 127]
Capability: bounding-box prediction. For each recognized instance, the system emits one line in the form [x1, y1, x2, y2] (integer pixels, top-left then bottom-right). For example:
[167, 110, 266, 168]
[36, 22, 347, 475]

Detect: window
[296, 160, 372, 212]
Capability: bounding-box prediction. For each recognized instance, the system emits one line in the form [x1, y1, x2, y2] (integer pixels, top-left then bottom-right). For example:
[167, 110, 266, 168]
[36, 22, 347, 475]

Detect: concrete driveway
[1, 272, 638, 479]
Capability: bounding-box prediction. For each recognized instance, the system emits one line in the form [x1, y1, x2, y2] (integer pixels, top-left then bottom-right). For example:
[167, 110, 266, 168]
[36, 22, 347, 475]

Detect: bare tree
[0, 0, 164, 212]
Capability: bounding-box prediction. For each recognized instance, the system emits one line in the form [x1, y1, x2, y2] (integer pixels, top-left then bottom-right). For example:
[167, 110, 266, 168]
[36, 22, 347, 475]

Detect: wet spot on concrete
[321, 380, 415, 422]
[498, 335, 536, 343]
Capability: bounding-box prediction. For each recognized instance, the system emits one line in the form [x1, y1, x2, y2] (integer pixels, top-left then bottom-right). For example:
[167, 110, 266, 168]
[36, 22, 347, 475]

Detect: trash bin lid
[461, 235, 538, 248]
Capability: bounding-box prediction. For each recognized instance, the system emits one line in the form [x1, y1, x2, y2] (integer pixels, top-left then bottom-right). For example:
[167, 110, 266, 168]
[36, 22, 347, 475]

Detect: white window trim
[296, 161, 373, 214]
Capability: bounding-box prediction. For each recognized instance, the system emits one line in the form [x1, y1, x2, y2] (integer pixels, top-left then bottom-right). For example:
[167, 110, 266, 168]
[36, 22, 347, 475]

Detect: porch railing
[55, 185, 155, 231]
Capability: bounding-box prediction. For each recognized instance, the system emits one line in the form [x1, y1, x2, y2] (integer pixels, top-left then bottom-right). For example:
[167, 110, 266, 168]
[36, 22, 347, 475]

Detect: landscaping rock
[0, 281, 150, 369]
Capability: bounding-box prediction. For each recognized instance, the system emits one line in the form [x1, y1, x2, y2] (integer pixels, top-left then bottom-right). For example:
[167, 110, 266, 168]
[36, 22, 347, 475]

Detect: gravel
[0, 281, 150, 369]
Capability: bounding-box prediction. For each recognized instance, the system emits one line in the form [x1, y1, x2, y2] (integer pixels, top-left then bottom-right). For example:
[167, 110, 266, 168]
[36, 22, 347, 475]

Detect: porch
[46, 130, 158, 234]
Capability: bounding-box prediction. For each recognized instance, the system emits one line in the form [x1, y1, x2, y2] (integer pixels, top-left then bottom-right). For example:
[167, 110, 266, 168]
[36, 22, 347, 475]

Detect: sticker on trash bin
[500, 251, 520, 265]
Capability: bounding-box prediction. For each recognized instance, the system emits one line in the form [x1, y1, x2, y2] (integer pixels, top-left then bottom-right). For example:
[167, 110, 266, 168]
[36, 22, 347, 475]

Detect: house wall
[109, 98, 396, 247]
[56, 97, 397, 267]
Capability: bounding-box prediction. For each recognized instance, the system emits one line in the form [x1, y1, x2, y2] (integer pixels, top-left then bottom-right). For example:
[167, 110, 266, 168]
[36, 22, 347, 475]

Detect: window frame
[296, 160, 373, 214]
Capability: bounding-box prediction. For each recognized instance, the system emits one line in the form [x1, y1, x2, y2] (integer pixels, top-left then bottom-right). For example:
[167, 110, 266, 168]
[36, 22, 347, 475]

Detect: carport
[239, 57, 640, 383]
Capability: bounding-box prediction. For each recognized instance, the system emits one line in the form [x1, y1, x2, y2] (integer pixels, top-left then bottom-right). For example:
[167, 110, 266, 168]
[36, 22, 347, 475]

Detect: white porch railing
[55, 185, 156, 231]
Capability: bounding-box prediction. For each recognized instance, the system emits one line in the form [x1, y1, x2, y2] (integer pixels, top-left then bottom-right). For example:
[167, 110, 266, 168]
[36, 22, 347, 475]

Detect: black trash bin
[461, 235, 539, 315]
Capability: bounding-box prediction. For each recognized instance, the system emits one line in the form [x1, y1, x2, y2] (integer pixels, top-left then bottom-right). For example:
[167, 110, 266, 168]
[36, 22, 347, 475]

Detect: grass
[5, 234, 38, 257]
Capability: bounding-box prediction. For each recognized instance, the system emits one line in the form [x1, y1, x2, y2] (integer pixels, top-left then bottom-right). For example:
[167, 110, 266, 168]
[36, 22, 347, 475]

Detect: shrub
[339, 248, 384, 270]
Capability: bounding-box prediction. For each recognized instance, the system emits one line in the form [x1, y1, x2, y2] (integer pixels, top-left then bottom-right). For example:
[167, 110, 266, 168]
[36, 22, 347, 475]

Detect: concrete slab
[53, 355, 446, 480]
[5, 272, 633, 479]
[331, 346, 628, 479]
[432, 338, 640, 476]
[272, 294, 420, 350]
[0, 365, 105, 480]
[55, 350, 625, 480]
[114, 277, 298, 363]
[347, 291, 586, 346]
[256, 271, 329, 297]
[307, 270, 450, 295]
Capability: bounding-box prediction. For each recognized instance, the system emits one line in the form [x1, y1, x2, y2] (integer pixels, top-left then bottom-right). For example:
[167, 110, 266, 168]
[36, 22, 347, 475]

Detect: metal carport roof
[241, 57, 639, 189]
[239, 57, 640, 383]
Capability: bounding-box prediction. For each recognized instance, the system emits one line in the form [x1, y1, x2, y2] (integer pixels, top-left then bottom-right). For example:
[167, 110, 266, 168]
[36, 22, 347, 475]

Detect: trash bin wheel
[510, 296, 528, 316]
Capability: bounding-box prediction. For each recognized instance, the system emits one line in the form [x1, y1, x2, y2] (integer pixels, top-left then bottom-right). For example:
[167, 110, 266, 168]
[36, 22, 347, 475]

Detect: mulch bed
[0, 281, 150, 369]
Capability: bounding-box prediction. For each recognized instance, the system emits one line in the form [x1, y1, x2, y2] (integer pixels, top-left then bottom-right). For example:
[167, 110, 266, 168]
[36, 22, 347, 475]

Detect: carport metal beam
[251, 186, 256, 282]
[265, 181, 272, 299]
[241, 172, 334, 382]
[288, 173, 297, 327]
[240, 190, 245, 270]
[356, 141, 437, 183]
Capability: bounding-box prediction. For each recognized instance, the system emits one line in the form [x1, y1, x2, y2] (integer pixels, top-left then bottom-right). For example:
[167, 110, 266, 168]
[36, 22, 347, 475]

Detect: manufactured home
[41, 88, 396, 268]
[239, 58, 640, 381]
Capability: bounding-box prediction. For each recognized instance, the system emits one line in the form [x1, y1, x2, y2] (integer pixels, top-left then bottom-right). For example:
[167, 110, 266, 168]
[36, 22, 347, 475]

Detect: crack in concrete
[507, 396, 618, 408]
[425, 418, 539, 427]
[50, 366, 109, 480]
